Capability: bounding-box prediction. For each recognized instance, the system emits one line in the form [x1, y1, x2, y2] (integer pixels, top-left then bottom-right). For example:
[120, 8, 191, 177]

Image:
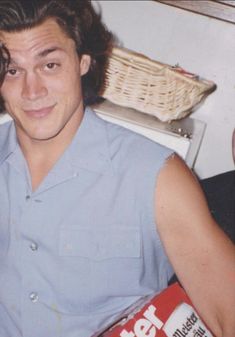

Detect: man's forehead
[0, 19, 76, 64]
[0, 18, 72, 52]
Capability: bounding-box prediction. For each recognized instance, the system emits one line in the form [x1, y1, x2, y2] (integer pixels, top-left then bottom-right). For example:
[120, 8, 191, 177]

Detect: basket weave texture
[101, 47, 216, 122]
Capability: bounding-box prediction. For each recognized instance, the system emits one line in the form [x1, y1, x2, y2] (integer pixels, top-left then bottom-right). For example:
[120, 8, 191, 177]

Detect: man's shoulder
[88, 107, 171, 156]
[0, 119, 13, 141]
[101, 114, 173, 170]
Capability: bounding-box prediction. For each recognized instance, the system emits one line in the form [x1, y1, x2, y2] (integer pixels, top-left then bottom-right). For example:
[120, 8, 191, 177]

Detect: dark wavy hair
[0, 0, 113, 112]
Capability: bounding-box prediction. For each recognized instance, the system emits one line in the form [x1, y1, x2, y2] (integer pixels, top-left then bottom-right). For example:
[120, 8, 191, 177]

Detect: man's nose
[21, 72, 48, 100]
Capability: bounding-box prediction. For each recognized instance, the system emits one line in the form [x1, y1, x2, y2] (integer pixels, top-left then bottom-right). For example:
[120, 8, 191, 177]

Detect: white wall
[97, 0, 235, 178]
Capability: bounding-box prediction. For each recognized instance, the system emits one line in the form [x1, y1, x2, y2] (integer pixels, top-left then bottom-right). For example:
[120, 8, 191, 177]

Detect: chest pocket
[52, 226, 142, 315]
[59, 227, 140, 259]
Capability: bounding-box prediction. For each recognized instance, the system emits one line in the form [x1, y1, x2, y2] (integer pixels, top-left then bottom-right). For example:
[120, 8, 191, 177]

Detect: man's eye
[7, 68, 18, 76]
[45, 62, 59, 70]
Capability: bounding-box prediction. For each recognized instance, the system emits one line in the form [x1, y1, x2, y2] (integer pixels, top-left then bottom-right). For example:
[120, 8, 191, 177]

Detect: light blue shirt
[0, 107, 173, 337]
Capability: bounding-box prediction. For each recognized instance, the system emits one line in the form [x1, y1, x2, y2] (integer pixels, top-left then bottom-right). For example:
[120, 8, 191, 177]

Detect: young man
[0, 1, 234, 336]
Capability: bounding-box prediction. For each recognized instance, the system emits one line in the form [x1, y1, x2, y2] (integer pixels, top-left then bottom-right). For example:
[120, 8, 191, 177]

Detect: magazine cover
[92, 283, 214, 337]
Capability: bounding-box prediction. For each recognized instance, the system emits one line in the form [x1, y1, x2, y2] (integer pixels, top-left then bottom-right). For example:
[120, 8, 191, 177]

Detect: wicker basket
[101, 47, 216, 122]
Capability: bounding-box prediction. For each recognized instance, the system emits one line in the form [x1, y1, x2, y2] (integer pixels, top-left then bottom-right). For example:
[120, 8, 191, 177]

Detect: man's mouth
[23, 104, 56, 118]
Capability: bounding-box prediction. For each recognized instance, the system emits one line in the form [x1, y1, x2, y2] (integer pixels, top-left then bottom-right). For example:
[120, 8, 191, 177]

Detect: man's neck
[16, 111, 84, 191]
[21, 139, 67, 191]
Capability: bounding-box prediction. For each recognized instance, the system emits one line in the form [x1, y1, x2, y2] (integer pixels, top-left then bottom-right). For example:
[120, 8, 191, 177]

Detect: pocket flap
[59, 227, 141, 260]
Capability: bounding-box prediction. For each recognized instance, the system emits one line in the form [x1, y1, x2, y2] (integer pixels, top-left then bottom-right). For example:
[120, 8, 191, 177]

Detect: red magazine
[92, 283, 214, 337]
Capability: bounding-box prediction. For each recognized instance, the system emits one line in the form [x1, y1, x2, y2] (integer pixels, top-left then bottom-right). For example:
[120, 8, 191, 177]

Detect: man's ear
[80, 54, 91, 76]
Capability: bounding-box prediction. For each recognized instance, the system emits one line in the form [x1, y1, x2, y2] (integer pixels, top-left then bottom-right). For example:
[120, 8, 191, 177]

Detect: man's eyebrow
[8, 46, 65, 65]
[37, 46, 65, 58]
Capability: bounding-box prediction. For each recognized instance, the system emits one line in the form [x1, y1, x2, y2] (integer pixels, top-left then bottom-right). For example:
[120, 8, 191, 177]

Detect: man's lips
[23, 104, 56, 118]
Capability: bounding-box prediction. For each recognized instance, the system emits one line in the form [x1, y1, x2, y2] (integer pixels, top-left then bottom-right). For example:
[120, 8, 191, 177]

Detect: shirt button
[30, 242, 38, 251]
[29, 292, 38, 303]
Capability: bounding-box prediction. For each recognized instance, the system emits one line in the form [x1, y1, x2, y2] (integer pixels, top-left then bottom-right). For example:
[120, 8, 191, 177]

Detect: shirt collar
[66, 106, 113, 174]
[0, 108, 113, 175]
[0, 120, 18, 166]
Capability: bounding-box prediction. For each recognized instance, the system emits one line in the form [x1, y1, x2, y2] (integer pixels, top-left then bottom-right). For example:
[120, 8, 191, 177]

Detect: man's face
[0, 18, 90, 144]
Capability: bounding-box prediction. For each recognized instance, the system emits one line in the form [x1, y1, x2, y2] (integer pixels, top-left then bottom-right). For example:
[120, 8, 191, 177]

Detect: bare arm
[155, 154, 235, 337]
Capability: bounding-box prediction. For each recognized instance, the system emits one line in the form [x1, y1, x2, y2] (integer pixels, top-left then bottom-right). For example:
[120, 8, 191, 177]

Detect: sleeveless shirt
[0, 107, 174, 337]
